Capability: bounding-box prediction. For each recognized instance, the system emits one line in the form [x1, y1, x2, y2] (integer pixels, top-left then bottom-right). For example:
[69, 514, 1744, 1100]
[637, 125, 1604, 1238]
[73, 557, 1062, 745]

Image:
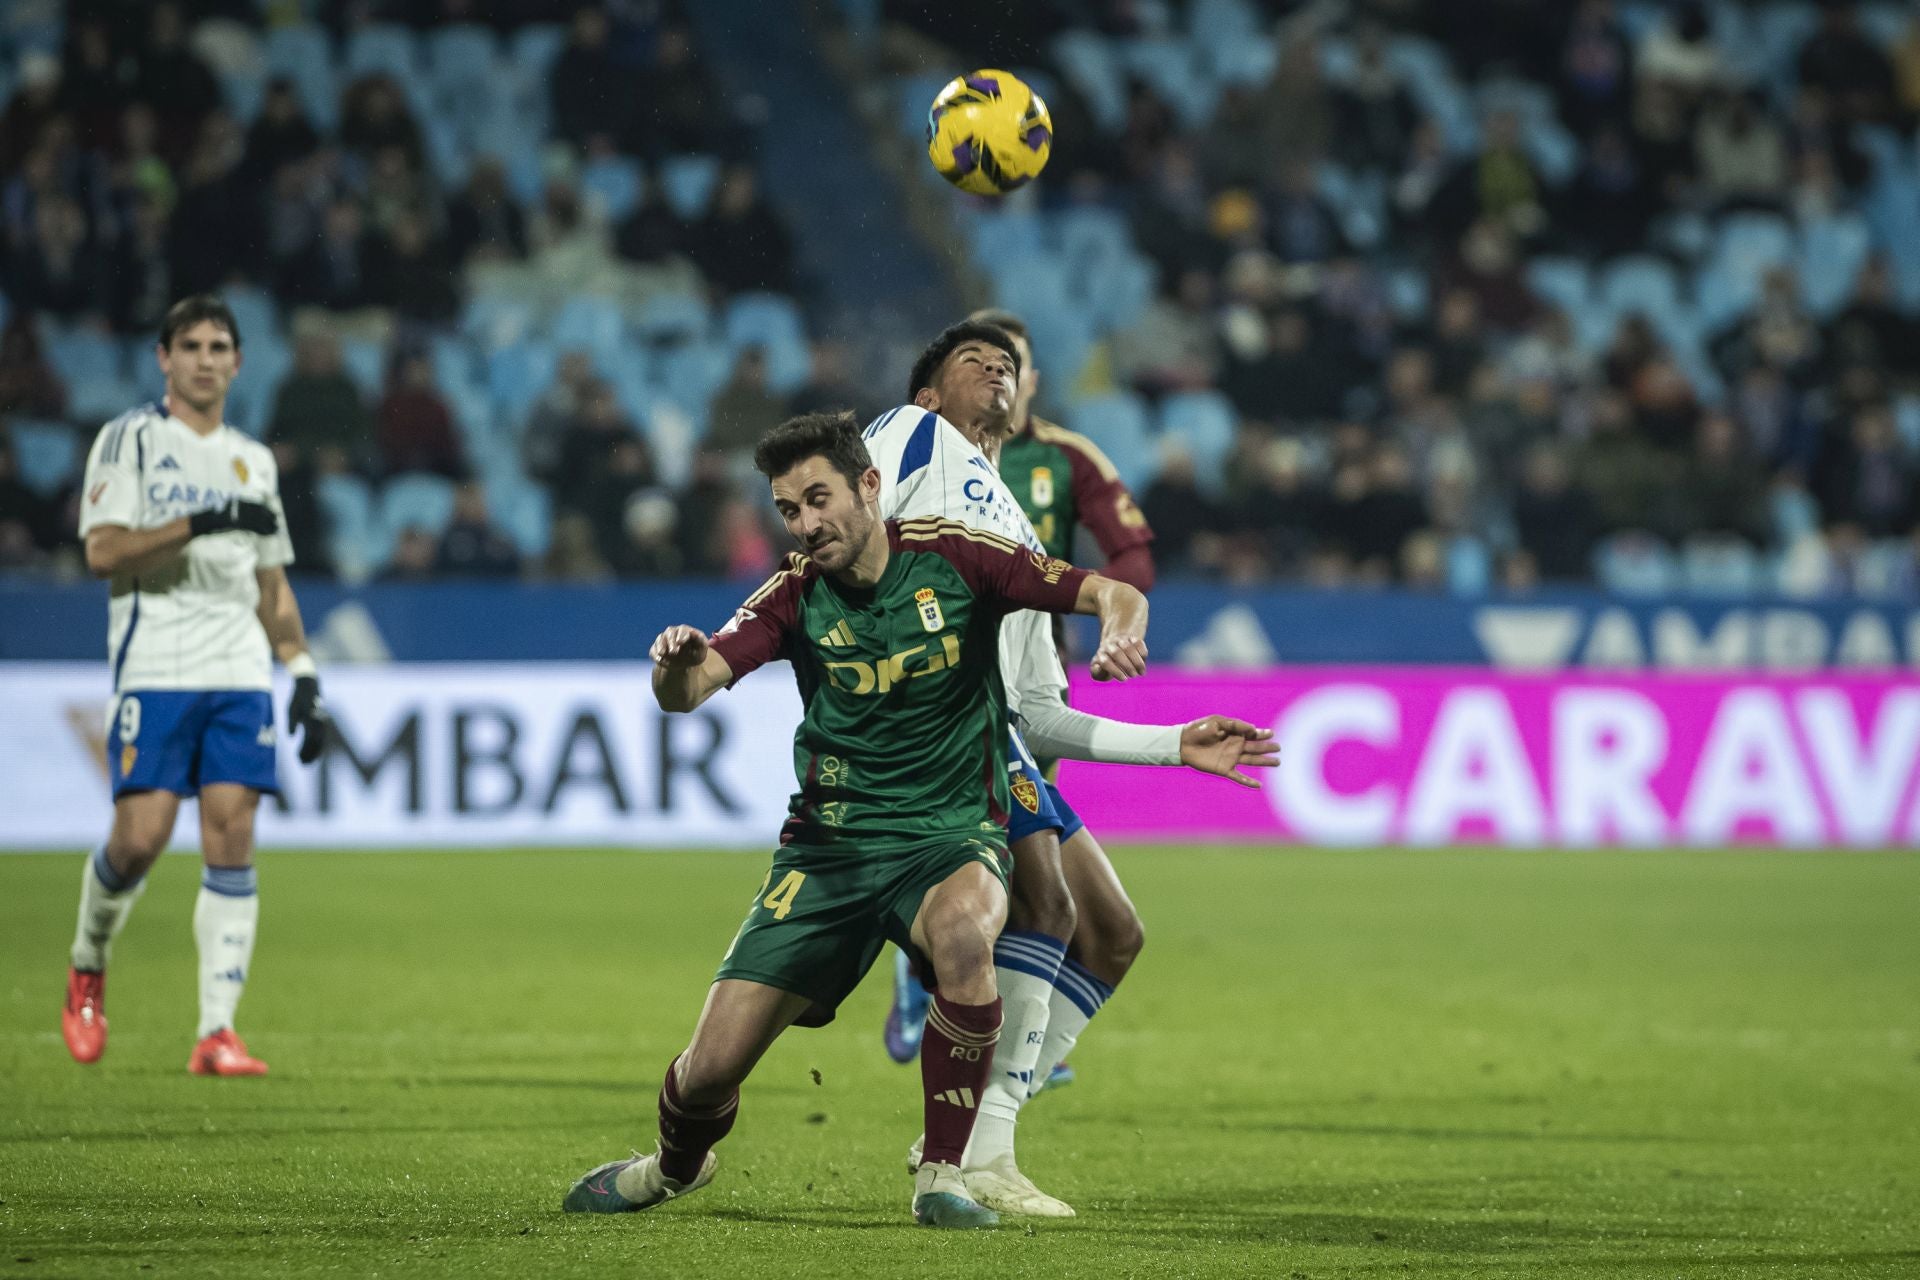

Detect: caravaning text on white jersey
[80, 403, 293, 692]
[865, 405, 1072, 714]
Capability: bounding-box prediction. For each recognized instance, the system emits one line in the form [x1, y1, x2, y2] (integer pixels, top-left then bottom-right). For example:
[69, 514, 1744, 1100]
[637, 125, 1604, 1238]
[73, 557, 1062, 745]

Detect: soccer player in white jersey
[864, 320, 1277, 1215]
[62, 294, 333, 1077]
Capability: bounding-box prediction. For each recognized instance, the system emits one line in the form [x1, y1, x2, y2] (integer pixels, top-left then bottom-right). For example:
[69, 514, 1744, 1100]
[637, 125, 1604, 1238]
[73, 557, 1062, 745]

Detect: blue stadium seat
[442, 383, 497, 450]
[1067, 393, 1156, 492]
[8, 419, 79, 496]
[460, 295, 538, 351]
[222, 70, 266, 123]
[1086, 251, 1157, 332]
[1446, 535, 1493, 596]
[1770, 484, 1822, 544]
[1022, 308, 1096, 390]
[630, 291, 712, 344]
[722, 293, 811, 393]
[344, 23, 417, 81]
[44, 327, 137, 425]
[508, 24, 568, 81]
[1525, 257, 1591, 317]
[1680, 538, 1763, 596]
[1594, 534, 1679, 595]
[486, 342, 559, 432]
[221, 286, 280, 346]
[1123, 39, 1217, 127]
[430, 334, 481, 397]
[317, 473, 376, 580]
[1598, 255, 1689, 341]
[378, 473, 458, 543]
[339, 339, 387, 401]
[580, 154, 644, 222]
[427, 23, 497, 103]
[421, 113, 471, 189]
[227, 335, 290, 438]
[1386, 268, 1430, 320]
[659, 154, 722, 219]
[264, 24, 339, 131]
[965, 208, 1045, 272]
[1050, 31, 1127, 132]
[1894, 395, 1920, 452]
[1054, 205, 1132, 275]
[1797, 214, 1871, 319]
[1159, 391, 1236, 492]
[549, 296, 629, 370]
[657, 341, 734, 422]
[485, 474, 553, 560]
[899, 72, 950, 139]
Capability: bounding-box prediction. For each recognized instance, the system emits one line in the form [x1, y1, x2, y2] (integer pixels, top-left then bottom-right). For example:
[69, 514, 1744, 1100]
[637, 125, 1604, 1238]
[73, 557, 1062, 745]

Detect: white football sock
[194, 866, 259, 1039]
[962, 931, 1065, 1168]
[1031, 958, 1114, 1101]
[70, 845, 147, 972]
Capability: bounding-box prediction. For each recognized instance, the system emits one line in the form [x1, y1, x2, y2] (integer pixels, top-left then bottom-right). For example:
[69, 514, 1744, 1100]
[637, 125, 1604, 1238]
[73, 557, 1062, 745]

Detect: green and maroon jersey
[998, 416, 1153, 562]
[708, 516, 1088, 848]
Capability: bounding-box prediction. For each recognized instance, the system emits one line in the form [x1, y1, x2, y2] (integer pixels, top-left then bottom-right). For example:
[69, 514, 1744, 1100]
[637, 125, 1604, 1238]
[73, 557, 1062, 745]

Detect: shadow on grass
[1234, 1119, 1688, 1144]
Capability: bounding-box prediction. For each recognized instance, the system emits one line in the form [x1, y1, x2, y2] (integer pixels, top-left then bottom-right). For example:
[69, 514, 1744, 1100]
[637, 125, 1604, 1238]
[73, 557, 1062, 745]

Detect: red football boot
[187, 1029, 269, 1077]
[63, 968, 108, 1064]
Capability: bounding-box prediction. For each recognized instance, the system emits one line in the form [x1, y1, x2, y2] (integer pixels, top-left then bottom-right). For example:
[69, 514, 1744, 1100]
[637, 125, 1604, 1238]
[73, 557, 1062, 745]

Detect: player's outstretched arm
[1073, 574, 1148, 682]
[651, 625, 736, 713]
[1178, 715, 1280, 788]
[85, 500, 280, 578]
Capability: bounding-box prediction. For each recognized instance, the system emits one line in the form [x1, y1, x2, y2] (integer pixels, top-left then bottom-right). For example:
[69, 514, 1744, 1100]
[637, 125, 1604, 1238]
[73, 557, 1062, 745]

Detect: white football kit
[79, 402, 293, 693]
[864, 405, 1179, 766]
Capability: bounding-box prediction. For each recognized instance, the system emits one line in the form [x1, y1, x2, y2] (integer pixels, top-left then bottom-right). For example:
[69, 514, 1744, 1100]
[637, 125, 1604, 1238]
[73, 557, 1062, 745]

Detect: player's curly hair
[158, 294, 242, 350]
[753, 411, 875, 487]
[906, 320, 1022, 401]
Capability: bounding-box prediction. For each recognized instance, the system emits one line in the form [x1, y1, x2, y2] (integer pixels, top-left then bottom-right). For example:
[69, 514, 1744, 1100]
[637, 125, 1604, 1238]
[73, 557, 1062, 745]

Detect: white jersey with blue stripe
[79, 403, 293, 692]
[866, 405, 1070, 719]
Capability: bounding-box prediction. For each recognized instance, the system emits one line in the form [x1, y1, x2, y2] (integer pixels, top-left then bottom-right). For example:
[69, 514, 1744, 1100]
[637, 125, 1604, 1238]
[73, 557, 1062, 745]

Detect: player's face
[933, 341, 1017, 435]
[770, 456, 881, 572]
[158, 320, 241, 415]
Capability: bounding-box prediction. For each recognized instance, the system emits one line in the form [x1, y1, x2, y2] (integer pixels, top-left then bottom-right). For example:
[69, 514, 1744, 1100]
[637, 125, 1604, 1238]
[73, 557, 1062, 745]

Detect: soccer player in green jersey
[563, 412, 1150, 1229]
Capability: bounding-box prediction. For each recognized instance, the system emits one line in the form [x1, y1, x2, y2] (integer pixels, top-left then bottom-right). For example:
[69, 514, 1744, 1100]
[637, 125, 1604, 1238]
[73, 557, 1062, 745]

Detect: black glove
[288, 675, 332, 765]
[190, 498, 278, 537]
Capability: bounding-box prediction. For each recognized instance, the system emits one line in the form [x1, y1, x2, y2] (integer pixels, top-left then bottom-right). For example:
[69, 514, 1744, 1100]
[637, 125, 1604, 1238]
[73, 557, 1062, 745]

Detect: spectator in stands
[1, 52, 63, 174]
[0, 322, 66, 428]
[1557, 0, 1634, 141]
[338, 76, 423, 169]
[1814, 401, 1914, 538]
[282, 198, 378, 311]
[555, 378, 647, 489]
[543, 512, 613, 583]
[706, 349, 791, 457]
[1681, 410, 1772, 547]
[269, 441, 332, 578]
[57, 21, 126, 155]
[1828, 257, 1920, 383]
[1138, 444, 1219, 575]
[106, 190, 175, 335]
[527, 177, 622, 297]
[435, 482, 520, 577]
[0, 435, 55, 567]
[1577, 388, 1680, 534]
[522, 352, 597, 485]
[109, 102, 177, 216]
[1694, 90, 1789, 212]
[1334, 25, 1418, 173]
[1131, 146, 1222, 278]
[1797, 1, 1897, 126]
[1264, 161, 1347, 266]
[787, 340, 880, 425]
[1387, 118, 1454, 259]
[1513, 442, 1602, 581]
[269, 331, 374, 472]
[379, 526, 442, 583]
[1112, 268, 1222, 394]
[369, 210, 458, 323]
[1253, 37, 1332, 176]
[242, 79, 320, 185]
[447, 158, 527, 267]
[363, 144, 437, 238]
[8, 195, 103, 319]
[551, 6, 629, 150]
[1437, 108, 1546, 242]
[1636, 1, 1724, 110]
[133, 2, 221, 161]
[687, 166, 793, 296]
[609, 487, 687, 578]
[169, 112, 257, 295]
[1894, 17, 1920, 124]
[1557, 123, 1659, 259]
[629, 22, 728, 160]
[614, 182, 688, 265]
[1232, 435, 1324, 578]
[377, 349, 465, 478]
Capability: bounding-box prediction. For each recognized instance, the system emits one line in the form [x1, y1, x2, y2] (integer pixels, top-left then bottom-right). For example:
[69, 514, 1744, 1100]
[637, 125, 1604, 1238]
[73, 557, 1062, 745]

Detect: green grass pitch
[3, 847, 1917, 1279]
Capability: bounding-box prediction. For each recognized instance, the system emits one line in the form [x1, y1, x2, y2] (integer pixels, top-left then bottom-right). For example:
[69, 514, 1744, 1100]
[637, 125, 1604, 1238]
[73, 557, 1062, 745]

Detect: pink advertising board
[1057, 669, 1920, 847]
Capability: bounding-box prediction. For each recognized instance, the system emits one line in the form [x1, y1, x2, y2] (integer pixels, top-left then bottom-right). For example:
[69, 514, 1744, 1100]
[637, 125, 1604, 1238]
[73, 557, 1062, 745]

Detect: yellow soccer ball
[926, 69, 1053, 197]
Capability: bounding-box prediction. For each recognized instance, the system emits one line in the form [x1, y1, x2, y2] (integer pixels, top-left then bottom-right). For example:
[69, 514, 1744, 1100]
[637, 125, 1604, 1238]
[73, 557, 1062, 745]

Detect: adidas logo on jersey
[156, 455, 182, 470]
[817, 619, 855, 649]
[932, 1088, 977, 1108]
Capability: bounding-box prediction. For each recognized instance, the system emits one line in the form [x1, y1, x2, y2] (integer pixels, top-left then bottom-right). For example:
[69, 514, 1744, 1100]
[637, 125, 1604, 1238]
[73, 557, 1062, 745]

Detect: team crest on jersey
[1029, 551, 1071, 584]
[913, 587, 944, 632]
[231, 457, 249, 484]
[1030, 466, 1054, 507]
[1010, 777, 1041, 813]
[119, 745, 137, 777]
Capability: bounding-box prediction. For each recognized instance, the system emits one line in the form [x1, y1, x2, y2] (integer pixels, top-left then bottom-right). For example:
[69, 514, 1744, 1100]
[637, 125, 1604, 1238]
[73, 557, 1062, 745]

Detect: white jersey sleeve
[866, 405, 1181, 767]
[78, 408, 150, 536]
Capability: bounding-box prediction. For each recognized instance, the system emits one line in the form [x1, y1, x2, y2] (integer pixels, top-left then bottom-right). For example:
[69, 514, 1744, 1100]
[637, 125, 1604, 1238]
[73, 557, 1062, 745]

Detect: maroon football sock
[919, 994, 1003, 1168]
[657, 1055, 738, 1183]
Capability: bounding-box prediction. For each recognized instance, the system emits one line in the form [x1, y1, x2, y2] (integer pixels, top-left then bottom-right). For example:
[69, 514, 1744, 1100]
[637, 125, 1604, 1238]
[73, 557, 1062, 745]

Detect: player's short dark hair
[906, 320, 1021, 401]
[967, 308, 1029, 342]
[158, 295, 241, 350]
[753, 411, 874, 488]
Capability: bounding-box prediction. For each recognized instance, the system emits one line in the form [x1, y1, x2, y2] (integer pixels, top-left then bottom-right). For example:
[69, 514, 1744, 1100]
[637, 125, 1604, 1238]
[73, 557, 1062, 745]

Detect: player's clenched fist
[650, 625, 711, 667]
[1089, 634, 1147, 681]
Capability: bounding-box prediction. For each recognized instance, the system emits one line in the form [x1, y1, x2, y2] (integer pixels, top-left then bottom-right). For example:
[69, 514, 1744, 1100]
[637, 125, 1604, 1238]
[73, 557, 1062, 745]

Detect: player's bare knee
[1009, 874, 1075, 940]
[1080, 912, 1144, 984]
